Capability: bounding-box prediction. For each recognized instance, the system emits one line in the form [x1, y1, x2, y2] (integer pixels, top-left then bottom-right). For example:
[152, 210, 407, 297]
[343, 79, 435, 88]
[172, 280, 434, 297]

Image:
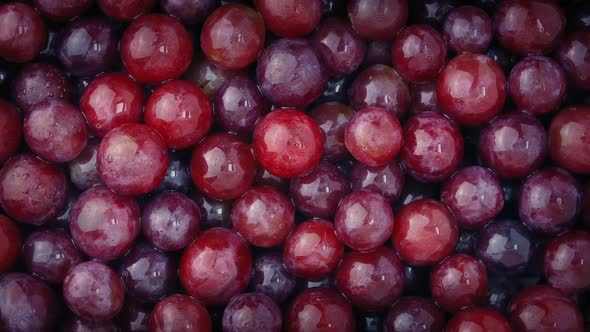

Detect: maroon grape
[70, 185, 141, 261]
[231, 186, 295, 248]
[22, 228, 84, 284]
[63, 261, 125, 321]
[13, 62, 72, 111]
[0, 153, 67, 225]
[142, 191, 201, 252]
[190, 132, 257, 200]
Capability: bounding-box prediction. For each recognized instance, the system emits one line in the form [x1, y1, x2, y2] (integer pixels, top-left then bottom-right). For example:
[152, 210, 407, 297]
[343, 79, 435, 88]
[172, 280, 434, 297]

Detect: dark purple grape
[0, 273, 59, 332]
[403, 265, 431, 296]
[214, 76, 269, 135]
[155, 151, 192, 194]
[385, 297, 445, 332]
[289, 162, 350, 219]
[519, 167, 581, 234]
[68, 138, 101, 191]
[160, 0, 216, 24]
[61, 315, 118, 332]
[119, 243, 178, 303]
[190, 190, 233, 229]
[22, 228, 84, 284]
[142, 191, 201, 252]
[351, 160, 404, 203]
[250, 252, 297, 303]
[476, 220, 534, 275]
[454, 231, 478, 255]
[222, 293, 282, 332]
[256, 38, 328, 108]
[12, 62, 72, 111]
[117, 300, 152, 332]
[310, 102, 354, 162]
[310, 17, 366, 76]
[58, 17, 119, 77]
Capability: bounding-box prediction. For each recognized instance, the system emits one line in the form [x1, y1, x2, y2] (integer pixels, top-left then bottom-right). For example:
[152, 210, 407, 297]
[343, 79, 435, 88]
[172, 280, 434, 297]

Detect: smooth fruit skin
[310, 102, 354, 162]
[231, 186, 295, 248]
[508, 55, 567, 115]
[286, 287, 355, 332]
[201, 4, 265, 70]
[283, 219, 344, 279]
[33, 0, 92, 22]
[97, 123, 169, 196]
[69, 186, 141, 261]
[436, 53, 506, 126]
[22, 228, 84, 284]
[161, 0, 216, 24]
[57, 17, 119, 77]
[289, 162, 350, 219]
[335, 190, 394, 252]
[214, 76, 269, 135]
[250, 252, 297, 304]
[190, 133, 257, 200]
[519, 167, 581, 234]
[63, 261, 125, 321]
[347, 0, 408, 40]
[120, 14, 193, 84]
[475, 219, 533, 275]
[441, 166, 504, 229]
[445, 307, 512, 332]
[549, 106, 590, 174]
[68, 139, 101, 191]
[494, 0, 565, 56]
[179, 228, 252, 305]
[344, 107, 403, 167]
[430, 254, 488, 312]
[97, 0, 156, 21]
[479, 112, 548, 179]
[184, 55, 245, 98]
[311, 18, 366, 76]
[222, 293, 282, 332]
[61, 315, 118, 332]
[558, 29, 590, 91]
[409, 0, 457, 29]
[12, 62, 73, 112]
[145, 80, 213, 150]
[335, 247, 404, 311]
[190, 190, 233, 229]
[149, 294, 212, 332]
[393, 198, 458, 266]
[24, 99, 88, 163]
[384, 297, 445, 332]
[119, 243, 178, 303]
[80, 73, 145, 137]
[443, 6, 493, 54]
[256, 39, 328, 108]
[544, 231, 590, 294]
[0, 3, 47, 63]
[0, 273, 59, 332]
[0, 100, 22, 164]
[0, 215, 21, 274]
[349, 64, 410, 118]
[392, 24, 448, 83]
[409, 81, 439, 115]
[508, 285, 584, 332]
[400, 111, 464, 183]
[351, 160, 404, 203]
[0, 153, 67, 225]
[255, 0, 322, 37]
[142, 191, 201, 252]
[253, 109, 324, 179]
